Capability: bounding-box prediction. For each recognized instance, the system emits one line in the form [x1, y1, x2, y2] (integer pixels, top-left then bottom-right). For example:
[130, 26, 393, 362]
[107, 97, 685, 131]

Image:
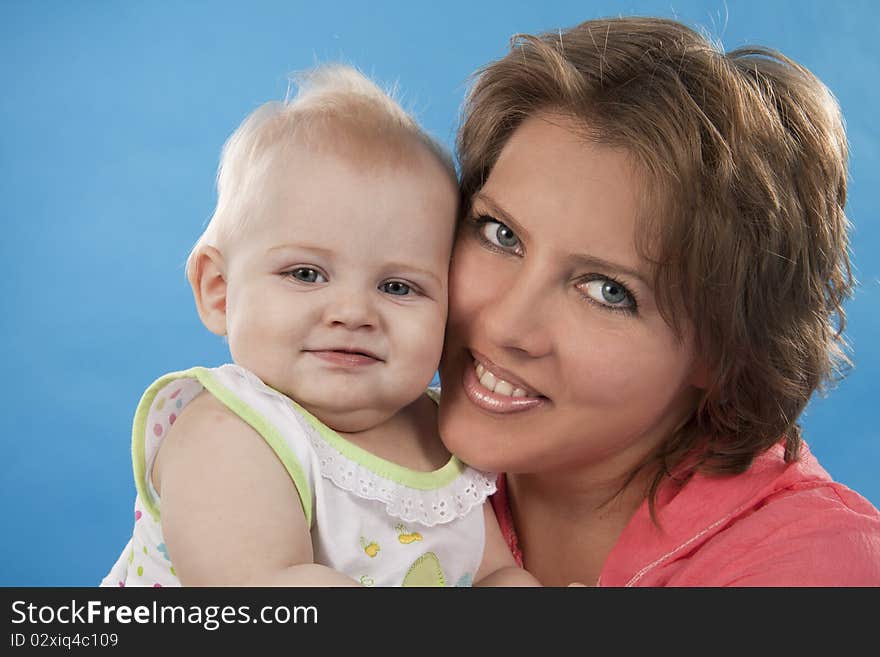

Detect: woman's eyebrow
[472, 192, 532, 242]
[568, 254, 653, 291]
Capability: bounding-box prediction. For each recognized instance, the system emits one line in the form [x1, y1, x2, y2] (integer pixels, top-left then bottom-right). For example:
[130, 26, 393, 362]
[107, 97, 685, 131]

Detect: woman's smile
[462, 351, 548, 414]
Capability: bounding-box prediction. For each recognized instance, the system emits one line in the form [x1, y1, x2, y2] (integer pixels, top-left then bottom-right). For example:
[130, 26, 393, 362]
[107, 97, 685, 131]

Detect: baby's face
[221, 143, 457, 433]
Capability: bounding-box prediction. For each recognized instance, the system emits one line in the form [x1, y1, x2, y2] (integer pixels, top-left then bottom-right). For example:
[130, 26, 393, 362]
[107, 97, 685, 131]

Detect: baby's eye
[380, 280, 412, 296]
[579, 277, 636, 311]
[289, 267, 327, 284]
[479, 218, 521, 251]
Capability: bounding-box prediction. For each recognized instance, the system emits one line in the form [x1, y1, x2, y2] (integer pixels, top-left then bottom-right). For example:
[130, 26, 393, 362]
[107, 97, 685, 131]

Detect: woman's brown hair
[458, 16, 854, 513]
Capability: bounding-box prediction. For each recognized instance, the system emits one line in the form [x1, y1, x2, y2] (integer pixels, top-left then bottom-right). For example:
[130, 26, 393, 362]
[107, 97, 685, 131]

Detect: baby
[101, 65, 538, 587]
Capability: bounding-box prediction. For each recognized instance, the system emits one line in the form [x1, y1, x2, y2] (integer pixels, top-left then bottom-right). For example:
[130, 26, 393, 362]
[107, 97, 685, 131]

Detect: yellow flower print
[359, 536, 381, 558]
[395, 523, 423, 544]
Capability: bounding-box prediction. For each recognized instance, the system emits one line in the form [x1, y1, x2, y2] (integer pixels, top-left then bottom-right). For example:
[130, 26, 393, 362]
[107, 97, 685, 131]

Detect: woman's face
[438, 114, 705, 478]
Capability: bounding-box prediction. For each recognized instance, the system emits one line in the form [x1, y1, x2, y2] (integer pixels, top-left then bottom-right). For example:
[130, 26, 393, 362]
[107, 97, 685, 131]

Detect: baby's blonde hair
[186, 64, 456, 278]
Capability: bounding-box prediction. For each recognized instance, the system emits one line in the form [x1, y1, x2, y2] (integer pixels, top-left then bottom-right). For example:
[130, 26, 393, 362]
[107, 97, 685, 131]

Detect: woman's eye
[580, 278, 635, 310]
[290, 267, 326, 283]
[380, 280, 412, 296]
[478, 218, 521, 251]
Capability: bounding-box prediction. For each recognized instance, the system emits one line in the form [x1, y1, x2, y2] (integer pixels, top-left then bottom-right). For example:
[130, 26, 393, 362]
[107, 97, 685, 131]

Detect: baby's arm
[154, 391, 359, 587]
[473, 502, 542, 587]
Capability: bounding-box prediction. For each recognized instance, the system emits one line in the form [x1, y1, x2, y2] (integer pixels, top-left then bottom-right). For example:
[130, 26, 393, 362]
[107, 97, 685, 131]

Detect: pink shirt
[491, 442, 880, 586]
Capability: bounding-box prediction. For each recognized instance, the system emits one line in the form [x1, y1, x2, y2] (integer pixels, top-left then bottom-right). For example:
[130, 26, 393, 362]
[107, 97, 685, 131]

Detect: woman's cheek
[578, 329, 690, 413]
[449, 244, 499, 327]
[558, 323, 644, 398]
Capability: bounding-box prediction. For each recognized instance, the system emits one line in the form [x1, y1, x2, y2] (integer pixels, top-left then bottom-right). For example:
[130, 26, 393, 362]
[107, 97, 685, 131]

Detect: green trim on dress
[131, 367, 314, 527]
[287, 392, 465, 491]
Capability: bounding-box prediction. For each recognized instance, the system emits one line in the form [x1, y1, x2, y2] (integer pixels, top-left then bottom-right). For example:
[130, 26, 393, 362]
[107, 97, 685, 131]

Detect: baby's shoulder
[164, 388, 253, 439]
[152, 387, 271, 491]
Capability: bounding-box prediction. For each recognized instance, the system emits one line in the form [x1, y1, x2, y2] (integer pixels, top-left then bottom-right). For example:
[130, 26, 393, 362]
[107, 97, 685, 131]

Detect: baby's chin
[324, 388, 437, 435]
[301, 402, 399, 435]
[248, 364, 433, 433]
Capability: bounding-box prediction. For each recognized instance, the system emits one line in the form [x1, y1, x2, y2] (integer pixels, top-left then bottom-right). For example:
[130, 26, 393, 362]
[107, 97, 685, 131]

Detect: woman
[438, 16, 880, 586]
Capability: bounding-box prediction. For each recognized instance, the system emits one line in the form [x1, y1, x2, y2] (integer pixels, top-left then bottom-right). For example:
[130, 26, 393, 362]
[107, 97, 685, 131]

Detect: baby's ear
[189, 246, 228, 336]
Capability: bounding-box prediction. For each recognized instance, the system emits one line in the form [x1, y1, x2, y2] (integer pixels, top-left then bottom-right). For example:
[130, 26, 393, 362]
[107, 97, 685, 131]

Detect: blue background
[2, 0, 877, 586]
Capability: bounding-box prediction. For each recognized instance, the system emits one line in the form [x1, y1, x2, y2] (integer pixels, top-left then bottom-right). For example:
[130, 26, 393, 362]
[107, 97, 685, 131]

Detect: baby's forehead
[220, 115, 458, 250]
[243, 130, 456, 224]
[235, 132, 454, 222]
[291, 120, 452, 177]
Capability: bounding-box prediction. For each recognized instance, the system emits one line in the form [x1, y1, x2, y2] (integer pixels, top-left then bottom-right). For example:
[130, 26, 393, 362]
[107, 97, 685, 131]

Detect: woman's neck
[507, 467, 650, 586]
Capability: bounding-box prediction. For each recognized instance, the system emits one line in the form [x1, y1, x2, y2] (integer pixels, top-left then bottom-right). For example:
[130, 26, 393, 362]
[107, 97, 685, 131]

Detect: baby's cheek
[413, 325, 446, 382]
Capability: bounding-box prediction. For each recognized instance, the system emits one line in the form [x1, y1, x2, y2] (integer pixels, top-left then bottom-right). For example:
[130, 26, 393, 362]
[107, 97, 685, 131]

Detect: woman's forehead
[481, 116, 647, 257]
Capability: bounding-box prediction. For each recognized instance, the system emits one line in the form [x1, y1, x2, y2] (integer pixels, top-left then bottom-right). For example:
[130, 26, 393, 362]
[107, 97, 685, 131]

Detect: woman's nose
[478, 268, 554, 358]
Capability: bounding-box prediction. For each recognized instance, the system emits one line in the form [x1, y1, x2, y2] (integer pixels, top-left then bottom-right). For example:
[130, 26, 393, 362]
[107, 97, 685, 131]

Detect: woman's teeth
[475, 362, 528, 397]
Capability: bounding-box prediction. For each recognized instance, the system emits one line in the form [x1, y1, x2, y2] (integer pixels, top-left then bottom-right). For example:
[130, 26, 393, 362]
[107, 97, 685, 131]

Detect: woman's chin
[438, 405, 506, 472]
